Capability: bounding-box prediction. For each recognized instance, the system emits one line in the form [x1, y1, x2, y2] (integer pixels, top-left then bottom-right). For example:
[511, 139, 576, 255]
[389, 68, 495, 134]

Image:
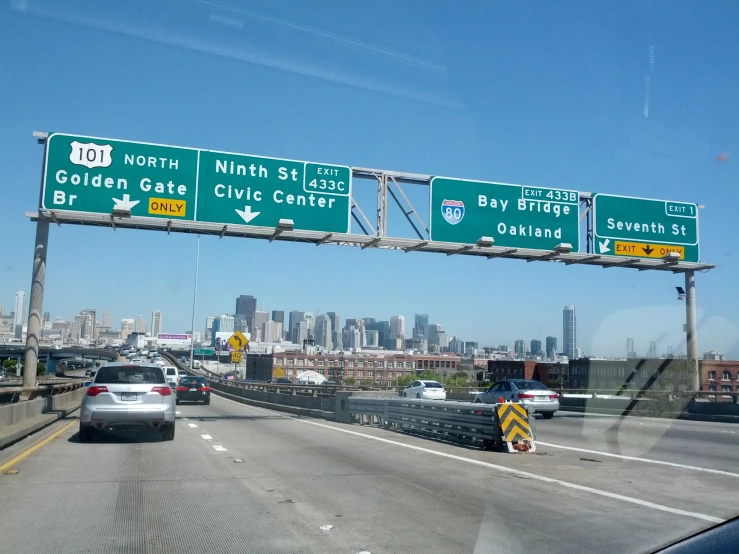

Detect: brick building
[270, 351, 461, 383]
[701, 359, 739, 398]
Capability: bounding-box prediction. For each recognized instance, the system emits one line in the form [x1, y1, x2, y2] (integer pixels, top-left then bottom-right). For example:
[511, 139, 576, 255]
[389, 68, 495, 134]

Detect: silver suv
[79, 362, 176, 441]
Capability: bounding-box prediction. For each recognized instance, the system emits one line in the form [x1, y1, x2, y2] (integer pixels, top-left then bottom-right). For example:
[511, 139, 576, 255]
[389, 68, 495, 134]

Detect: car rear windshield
[95, 366, 165, 384]
[180, 378, 206, 386]
[423, 382, 443, 388]
[511, 380, 549, 391]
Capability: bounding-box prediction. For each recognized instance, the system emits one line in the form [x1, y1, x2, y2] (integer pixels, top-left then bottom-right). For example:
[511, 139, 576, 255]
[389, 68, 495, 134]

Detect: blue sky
[1, 1, 738, 357]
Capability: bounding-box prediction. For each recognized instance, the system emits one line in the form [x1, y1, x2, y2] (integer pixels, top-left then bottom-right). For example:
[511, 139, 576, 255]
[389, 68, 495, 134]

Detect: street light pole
[188, 235, 200, 372]
[684, 270, 699, 391]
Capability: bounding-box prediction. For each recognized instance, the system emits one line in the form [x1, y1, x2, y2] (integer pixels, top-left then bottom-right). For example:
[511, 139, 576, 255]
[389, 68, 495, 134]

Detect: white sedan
[401, 380, 447, 400]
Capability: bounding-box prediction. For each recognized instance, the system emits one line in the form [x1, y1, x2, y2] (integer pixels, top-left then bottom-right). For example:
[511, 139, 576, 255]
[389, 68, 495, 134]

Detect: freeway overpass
[0, 388, 736, 553]
[0, 346, 118, 375]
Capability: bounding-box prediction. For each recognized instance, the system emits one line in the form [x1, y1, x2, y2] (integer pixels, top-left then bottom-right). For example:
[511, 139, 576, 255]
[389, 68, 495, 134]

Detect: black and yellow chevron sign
[497, 403, 532, 442]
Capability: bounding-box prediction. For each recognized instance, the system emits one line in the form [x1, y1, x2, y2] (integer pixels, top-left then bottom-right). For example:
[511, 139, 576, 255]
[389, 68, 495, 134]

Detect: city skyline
[2, 283, 729, 359]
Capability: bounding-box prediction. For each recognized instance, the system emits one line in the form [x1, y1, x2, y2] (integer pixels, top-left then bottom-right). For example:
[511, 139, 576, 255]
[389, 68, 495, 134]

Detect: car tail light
[197, 386, 210, 392]
[549, 394, 559, 399]
[517, 393, 536, 399]
[176, 386, 189, 392]
[151, 386, 172, 396]
[86, 385, 108, 396]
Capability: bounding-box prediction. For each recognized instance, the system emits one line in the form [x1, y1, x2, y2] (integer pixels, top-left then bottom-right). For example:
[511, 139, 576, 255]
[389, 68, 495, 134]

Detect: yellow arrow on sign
[614, 240, 684, 260]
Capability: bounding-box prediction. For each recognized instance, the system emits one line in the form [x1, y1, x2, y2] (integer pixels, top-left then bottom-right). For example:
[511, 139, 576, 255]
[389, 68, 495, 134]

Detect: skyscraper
[288, 311, 304, 342]
[294, 321, 308, 345]
[314, 314, 333, 349]
[262, 321, 283, 343]
[102, 312, 113, 329]
[326, 312, 340, 336]
[120, 318, 134, 341]
[546, 336, 557, 359]
[271, 311, 284, 340]
[563, 306, 577, 358]
[530, 339, 542, 358]
[390, 315, 405, 340]
[134, 315, 147, 334]
[13, 291, 26, 339]
[514, 339, 527, 358]
[303, 312, 316, 336]
[215, 314, 234, 334]
[205, 316, 215, 342]
[364, 329, 379, 347]
[254, 311, 269, 339]
[151, 310, 163, 336]
[413, 314, 429, 339]
[235, 295, 256, 333]
[43, 311, 51, 325]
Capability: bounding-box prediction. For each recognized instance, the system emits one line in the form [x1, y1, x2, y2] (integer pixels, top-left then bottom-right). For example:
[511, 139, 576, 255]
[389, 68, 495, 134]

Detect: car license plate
[189, 388, 197, 392]
[535, 397, 547, 401]
[121, 393, 137, 401]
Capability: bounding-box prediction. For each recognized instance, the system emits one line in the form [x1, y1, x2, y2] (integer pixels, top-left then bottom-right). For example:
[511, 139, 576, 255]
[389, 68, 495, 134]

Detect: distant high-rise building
[428, 324, 444, 347]
[344, 318, 358, 331]
[151, 310, 163, 336]
[120, 318, 134, 341]
[326, 312, 340, 336]
[331, 330, 343, 349]
[42, 311, 51, 325]
[464, 341, 479, 356]
[262, 321, 283, 343]
[294, 321, 308, 345]
[133, 315, 147, 334]
[448, 336, 465, 354]
[13, 291, 26, 339]
[563, 306, 577, 358]
[254, 311, 268, 336]
[530, 339, 542, 358]
[235, 295, 257, 333]
[288, 311, 304, 342]
[303, 312, 316, 336]
[205, 316, 215, 342]
[413, 314, 429, 339]
[514, 340, 527, 357]
[314, 314, 333, 349]
[357, 319, 365, 347]
[364, 329, 379, 347]
[270, 311, 284, 339]
[390, 315, 405, 341]
[213, 314, 234, 335]
[546, 336, 557, 359]
[101, 312, 113, 329]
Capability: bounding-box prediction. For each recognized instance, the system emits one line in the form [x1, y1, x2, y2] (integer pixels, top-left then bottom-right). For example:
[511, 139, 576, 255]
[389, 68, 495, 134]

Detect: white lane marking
[536, 442, 739, 478]
[201, 434, 213, 440]
[210, 394, 725, 523]
[176, 411, 181, 415]
[213, 445, 228, 452]
[188, 423, 198, 428]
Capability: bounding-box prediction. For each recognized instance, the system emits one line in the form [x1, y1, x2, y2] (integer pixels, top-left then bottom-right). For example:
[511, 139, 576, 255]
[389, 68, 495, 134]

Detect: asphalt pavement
[0, 394, 736, 554]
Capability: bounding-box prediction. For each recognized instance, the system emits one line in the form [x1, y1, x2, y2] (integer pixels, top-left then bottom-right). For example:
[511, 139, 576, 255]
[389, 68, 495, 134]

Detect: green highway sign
[592, 193, 699, 262]
[41, 133, 351, 234]
[42, 134, 198, 219]
[196, 150, 351, 232]
[193, 348, 213, 356]
[429, 177, 580, 250]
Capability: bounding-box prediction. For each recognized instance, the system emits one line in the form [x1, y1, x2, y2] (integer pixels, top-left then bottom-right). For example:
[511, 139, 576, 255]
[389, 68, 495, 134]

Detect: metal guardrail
[347, 396, 506, 450]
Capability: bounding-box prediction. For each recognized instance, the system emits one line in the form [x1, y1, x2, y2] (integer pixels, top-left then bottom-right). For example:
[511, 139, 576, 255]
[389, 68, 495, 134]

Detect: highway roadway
[0, 394, 737, 554]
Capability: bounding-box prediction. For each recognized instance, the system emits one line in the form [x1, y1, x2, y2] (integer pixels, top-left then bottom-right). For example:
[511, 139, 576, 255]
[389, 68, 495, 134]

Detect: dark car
[274, 377, 293, 384]
[175, 376, 211, 405]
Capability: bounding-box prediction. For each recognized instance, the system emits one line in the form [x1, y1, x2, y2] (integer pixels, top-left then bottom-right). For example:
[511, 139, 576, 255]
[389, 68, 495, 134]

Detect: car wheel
[175, 399, 180, 405]
[161, 423, 175, 441]
[541, 412, 555, 419]
[474, 398, 482, 404]
[78, 424, 94, 443]
[402, 392, 406, 397]
[203, 398, 210, 405]
[416, 393, 421, 399]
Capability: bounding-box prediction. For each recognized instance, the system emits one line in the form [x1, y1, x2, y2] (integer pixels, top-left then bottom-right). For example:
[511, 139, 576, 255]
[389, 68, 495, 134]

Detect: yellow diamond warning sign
[614, 240, 684, 260]
[148, 198, 187, 217]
